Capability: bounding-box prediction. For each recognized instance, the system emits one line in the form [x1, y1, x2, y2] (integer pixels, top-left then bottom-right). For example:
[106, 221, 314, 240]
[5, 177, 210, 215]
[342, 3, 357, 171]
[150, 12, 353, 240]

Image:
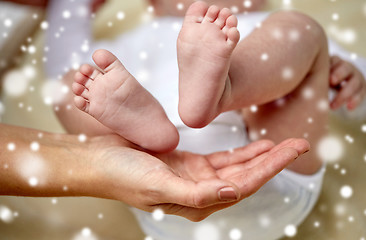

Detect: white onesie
[45, 1, 365, 239]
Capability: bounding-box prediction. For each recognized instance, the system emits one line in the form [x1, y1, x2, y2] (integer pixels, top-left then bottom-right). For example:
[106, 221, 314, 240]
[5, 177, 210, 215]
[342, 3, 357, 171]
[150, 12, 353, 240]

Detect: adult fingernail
[218, 187, 238, 201]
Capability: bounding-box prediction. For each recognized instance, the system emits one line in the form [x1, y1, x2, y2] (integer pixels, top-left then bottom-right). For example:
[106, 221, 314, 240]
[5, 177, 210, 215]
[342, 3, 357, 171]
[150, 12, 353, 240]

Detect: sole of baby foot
[73, 49, 179, 152]
[177, 1, 240, 128]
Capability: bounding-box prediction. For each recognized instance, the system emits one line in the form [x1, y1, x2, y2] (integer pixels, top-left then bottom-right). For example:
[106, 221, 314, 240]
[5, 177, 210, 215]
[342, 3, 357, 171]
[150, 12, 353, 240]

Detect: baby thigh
[237, 11, 330, 175]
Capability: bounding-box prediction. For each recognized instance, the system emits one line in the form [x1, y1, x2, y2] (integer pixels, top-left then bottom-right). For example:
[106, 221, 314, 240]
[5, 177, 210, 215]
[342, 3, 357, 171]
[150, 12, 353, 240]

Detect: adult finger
[206, 139, 275, 169]
[217, 138, 309, 179]
[229, 147, 299, 198]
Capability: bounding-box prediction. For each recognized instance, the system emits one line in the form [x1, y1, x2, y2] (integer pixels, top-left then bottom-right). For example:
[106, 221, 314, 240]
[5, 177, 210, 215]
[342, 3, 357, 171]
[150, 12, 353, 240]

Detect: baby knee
[271, 10, 327, 44]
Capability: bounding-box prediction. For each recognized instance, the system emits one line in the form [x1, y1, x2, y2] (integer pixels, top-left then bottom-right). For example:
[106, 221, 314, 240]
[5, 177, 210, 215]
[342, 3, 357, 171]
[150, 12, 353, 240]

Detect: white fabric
[45, 2, 366, 239]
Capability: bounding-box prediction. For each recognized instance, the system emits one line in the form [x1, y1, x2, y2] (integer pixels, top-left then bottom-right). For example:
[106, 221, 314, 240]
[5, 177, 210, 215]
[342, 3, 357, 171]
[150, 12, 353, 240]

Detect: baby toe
[74, 96, 90, 112]
[185, 1, 209, 23]
[214, 8, 232, 29]
[203, 5, 220, 23]
[227, 27, 240, 46]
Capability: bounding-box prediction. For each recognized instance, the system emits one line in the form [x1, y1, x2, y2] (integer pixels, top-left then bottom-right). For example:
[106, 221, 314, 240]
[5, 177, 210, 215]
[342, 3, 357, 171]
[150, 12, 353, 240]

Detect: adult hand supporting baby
[0, 123, 309, 222]
[79, 134, 309, 221]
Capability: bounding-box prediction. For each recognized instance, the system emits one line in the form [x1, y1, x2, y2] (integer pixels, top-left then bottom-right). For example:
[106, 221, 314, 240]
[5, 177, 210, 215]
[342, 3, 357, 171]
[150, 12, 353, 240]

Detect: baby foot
[177, 1, 240, 128]
[72, 49, 179, 152]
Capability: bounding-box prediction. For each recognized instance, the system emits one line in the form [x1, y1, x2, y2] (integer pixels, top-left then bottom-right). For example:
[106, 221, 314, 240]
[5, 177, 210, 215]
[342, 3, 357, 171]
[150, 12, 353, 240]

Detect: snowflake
[317, 99, 329, 111]
[260, 129, 267, 135]
[177, 3, 184, 10]
[0, 205, 14, 223]
[340, 185, 353, 199]
[139, 51, 148, 60]
[282, 0, 292, 6]
[243, 0, 252, 8]
[72, 227, 98, 240]
[136, 69, 150, 83]
[152, 208, 165, 221]
[284, 224, 297, 237]
[41, 80, 69, 104]
[3, 18, 12, 28]
[350, 53, 358, 61]
[3, 69, 32, 97]
[30, 141, 40, 151]
[40, 21, 49, 30]
[250, 105, 258, 112]
[340, 168, 347, 175]
[78, 134, 87, 142]
[261, 53, 269, 61]
[29, 177, 39, 187]
[361, 124, 366, 133]
[194, 222, 220, 240]
[328, 25, 357, 44]
[332, 13, 339, 21]
[289, 29, 300, 41]
[63, 10, 71, 19]
[302, 87, 314, 99]
[258, 215, 271, 228]
[316, 135, 344, 162]
[334, 203, 346, 216]
[7, 143, 15, 151]
[81, 42, 89, 52]
[282, 67, 294, 80]
[229, 228, 242, 240]
[28, 45, 36, 54]
[117, 11, 125, 20]
[147, 6, 154, 13]
[231, 6, 239, 14]
[344, 134, 354, 144]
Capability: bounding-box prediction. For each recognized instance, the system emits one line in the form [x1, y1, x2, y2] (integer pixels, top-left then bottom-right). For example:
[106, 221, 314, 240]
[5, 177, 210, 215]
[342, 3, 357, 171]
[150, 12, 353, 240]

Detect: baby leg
[177, 1, 240, 128]
[73, 49, 179, 152]
[227, 11, 330, 174]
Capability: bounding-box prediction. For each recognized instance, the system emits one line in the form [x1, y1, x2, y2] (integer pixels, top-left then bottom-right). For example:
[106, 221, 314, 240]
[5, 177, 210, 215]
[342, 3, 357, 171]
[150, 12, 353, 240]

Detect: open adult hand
[87, 134, 309, 221]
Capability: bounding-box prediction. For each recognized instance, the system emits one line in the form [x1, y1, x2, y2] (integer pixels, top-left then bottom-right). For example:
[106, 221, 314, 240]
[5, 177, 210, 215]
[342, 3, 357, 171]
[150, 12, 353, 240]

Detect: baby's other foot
[177, 1, 240, 128]
[73, 49, 179, 152]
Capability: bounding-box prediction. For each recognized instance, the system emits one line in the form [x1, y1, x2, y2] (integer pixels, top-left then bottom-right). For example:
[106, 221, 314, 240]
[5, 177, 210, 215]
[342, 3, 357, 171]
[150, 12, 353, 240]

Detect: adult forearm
[0, 124, 95, 197]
